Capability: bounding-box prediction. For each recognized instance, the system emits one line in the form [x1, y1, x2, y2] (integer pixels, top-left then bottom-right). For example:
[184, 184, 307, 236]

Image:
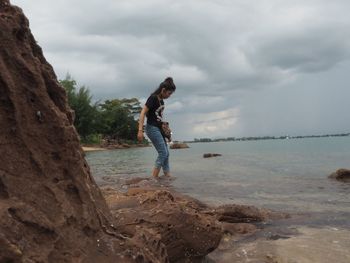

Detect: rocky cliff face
[0, 1, 139, 261]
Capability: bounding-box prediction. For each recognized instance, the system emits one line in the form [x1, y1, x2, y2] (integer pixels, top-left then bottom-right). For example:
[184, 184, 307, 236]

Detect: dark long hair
[151, 77, 176, 95]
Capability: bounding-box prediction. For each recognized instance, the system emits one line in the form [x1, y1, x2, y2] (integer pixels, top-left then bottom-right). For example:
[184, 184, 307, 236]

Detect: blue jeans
[146, 124, 170, 173]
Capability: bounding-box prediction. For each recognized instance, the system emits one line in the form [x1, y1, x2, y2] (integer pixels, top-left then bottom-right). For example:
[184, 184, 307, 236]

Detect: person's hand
[137, 130, 144, 142]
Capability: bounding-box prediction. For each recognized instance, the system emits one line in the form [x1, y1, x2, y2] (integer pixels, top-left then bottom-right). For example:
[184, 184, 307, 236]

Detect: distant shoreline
[187, 132, 350, 143]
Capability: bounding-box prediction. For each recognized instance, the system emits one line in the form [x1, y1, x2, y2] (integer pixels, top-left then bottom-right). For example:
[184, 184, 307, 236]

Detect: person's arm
[137, 105, 149, 142]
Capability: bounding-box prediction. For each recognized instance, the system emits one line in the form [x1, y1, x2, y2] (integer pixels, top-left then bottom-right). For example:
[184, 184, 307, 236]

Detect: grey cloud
[11, 0, 350, 139]
[193, 116, 237, 125]
[249, 27, 350, 73]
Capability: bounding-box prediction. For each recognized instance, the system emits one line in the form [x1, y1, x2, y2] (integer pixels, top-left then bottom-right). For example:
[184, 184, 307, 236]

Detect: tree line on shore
[190, 133, 350, 143]
[60, 75, 145, 144]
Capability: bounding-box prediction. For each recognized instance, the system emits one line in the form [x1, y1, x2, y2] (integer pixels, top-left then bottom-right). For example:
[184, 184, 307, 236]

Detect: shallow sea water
[86, 137, 350, 262]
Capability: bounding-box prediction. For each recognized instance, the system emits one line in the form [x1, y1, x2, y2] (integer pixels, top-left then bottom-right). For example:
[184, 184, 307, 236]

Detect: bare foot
[152, 167, 161, 178]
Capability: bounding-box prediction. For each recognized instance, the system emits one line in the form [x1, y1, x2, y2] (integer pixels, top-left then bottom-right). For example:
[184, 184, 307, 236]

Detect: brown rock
[329, 168, 350, 181]
[104, 188, 222, 262]
[203, 153, 222, 158]
[102, 183, 289, 262]
[0, 2, 150, 262]
[213, 204, 289, 223]
[170, 142, 189, 149]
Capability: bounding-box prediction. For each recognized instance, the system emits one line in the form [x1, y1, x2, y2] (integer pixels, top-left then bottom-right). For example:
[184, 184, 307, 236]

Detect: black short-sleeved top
[145, 94, 164, 128]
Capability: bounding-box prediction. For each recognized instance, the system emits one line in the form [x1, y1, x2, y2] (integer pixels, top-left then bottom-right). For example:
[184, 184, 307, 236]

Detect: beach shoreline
[82, 143, 150, 152]
[82, 146, 106, 152]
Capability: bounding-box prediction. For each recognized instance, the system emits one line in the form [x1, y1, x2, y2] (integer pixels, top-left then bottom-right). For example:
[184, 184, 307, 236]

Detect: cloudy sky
[12, 0, 350, 140]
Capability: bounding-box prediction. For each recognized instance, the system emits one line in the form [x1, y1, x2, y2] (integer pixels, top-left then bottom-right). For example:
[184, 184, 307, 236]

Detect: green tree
[119, 98, 142, 117]
[60, 74, 142, 143]
[60, 74, 98, 140]
[98, 99, 139, 141]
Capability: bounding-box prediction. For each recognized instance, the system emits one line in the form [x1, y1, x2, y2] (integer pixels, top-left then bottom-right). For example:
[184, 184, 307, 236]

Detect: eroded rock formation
[0, 1, 141, 262]
[103, 188, 221, 262]
[102, 184, 288, 262]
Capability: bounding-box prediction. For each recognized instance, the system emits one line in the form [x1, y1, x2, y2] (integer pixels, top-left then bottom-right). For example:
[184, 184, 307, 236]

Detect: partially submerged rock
[213, 204, 288, 223]
[105, 188, 221, 262]
[102, 183, 288, 262]
[329, 168, 350, 182]
[103, 188, 280, 262]
[170, 142, 189, 149]
[203, 153, 222, 158]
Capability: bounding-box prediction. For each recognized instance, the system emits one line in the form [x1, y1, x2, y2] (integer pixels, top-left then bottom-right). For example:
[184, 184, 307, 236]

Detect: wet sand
[208, 226, 350, 263]
[82, 143, 150, 152]
[205, 207, 350, 263]
[82, 146, 107, 152]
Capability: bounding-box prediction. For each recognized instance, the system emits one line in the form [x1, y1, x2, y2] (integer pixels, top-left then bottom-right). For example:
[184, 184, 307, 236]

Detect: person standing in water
[138, 77, 176, 178]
